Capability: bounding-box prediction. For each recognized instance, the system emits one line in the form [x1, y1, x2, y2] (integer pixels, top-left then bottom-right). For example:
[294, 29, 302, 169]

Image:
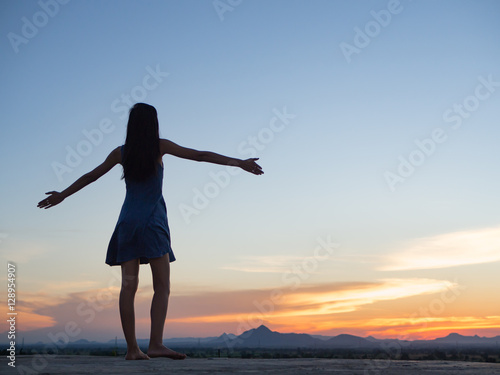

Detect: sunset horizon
[2, 0, 500, 365]
[5, 323, 500, 346]
[3, 235, 500, 344]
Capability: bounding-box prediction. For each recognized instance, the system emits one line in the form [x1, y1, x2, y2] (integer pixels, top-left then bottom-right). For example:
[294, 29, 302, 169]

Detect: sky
[1, 0, 500, 345]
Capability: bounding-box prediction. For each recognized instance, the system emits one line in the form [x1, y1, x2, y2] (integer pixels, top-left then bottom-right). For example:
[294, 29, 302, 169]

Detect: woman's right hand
[239, 158, 264, 175]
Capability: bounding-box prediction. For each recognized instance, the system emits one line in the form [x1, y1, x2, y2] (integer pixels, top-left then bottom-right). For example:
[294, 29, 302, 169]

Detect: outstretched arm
[37, 147, 121, 209]
[160, 139, 263, 175]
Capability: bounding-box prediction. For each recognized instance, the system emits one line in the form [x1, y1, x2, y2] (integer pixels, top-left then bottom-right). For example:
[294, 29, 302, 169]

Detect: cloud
[282, 278, 456, 316]
[40, 280, 101, 292]
[167, 278, 456, 328]
[17, 271, 500, 343]
[1, 292, 64, 333]
[220, 255, 310, 273]
[379, 226, 500, 271]
[0, 237, 53, 264]
[0, 286, 122, 343]
[4, 278, 459, 342]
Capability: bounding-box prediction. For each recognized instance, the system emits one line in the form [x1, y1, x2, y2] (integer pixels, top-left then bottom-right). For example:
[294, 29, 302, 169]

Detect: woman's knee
[153, 279, 170, 296]
[120, 258, 140, 293]
[150, 254, 170, 295]
[121, 274, 139, 293]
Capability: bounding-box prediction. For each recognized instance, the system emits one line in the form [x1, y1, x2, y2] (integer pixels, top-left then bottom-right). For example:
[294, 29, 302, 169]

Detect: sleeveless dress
[105, 146, 176, 266]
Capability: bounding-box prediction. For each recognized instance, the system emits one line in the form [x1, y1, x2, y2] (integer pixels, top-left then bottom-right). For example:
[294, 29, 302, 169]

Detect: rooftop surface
[4, 355, 500, 374]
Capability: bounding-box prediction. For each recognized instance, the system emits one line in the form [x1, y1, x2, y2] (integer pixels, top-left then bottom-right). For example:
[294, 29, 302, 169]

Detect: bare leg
[119, 258, 149, 360]
[147, 253, 186, 359]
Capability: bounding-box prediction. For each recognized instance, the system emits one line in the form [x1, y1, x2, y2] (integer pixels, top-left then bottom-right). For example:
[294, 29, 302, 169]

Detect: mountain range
[23, 325, 500, 349]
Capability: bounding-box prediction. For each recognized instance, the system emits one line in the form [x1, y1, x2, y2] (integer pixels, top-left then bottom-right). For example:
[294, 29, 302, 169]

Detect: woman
[37, 103, 263, 360]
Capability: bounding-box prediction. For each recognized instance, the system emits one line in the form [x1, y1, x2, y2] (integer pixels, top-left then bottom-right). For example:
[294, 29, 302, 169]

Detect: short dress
[105, 146, 176, 266]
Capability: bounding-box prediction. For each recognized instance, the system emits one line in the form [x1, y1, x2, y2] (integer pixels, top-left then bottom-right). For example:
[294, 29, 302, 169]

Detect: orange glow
[4, 278, 499, 341]
[2, 305, 56, 332]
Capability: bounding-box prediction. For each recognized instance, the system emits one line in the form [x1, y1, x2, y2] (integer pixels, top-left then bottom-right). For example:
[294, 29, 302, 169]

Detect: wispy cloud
[167, 278, 455, 325]
[0, 237, 53, 264]
[0, 287, 121, 343]
[0, 291, 65, 332]
[9, 277, 498, 342]
[40, 280, 102, 292]
[5, 278, 454, 340]
[220, 255, 308, 273]
[379, 226, 500, 271]
[283, 278, 456, 316]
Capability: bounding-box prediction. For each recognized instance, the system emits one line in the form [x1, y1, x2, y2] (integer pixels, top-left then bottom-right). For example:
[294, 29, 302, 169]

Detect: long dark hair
[121, 103, 160, 181]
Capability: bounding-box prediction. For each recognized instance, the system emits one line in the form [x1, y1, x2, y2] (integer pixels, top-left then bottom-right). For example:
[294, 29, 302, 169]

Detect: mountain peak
[445, 333, 465, 339]
[256, 325, 272, 332]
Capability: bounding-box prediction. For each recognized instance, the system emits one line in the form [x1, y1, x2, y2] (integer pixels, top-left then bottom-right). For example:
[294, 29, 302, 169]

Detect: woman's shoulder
[110, 145, 124, 164]
[159, 138, 173, 156]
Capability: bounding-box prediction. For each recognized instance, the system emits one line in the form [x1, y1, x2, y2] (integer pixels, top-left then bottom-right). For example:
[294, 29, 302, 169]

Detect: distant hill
[208, 326, 407, 350]
[212, 325, 321, 348]
[324, 334, 377, 349]
[431, 333, 500, 346]
[172, 326, 500, 349]
[360, 332, 500, 349]
[433, 333, 481, 344]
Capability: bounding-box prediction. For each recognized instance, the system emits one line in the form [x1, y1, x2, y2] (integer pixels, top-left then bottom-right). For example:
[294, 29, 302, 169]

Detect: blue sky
[1, 0, 500, 342]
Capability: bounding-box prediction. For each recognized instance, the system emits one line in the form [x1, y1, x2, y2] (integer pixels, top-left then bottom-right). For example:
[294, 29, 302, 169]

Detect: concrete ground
[4, 355, 500, 374]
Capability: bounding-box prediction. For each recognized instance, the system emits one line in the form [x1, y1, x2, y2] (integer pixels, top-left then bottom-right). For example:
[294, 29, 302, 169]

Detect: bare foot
[125, 349, 150, 360]
[147, 345, 186, 360]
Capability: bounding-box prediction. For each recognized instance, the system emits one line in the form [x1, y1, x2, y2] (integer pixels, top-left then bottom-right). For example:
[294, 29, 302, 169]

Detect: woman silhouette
[37, 103, 263, 360]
